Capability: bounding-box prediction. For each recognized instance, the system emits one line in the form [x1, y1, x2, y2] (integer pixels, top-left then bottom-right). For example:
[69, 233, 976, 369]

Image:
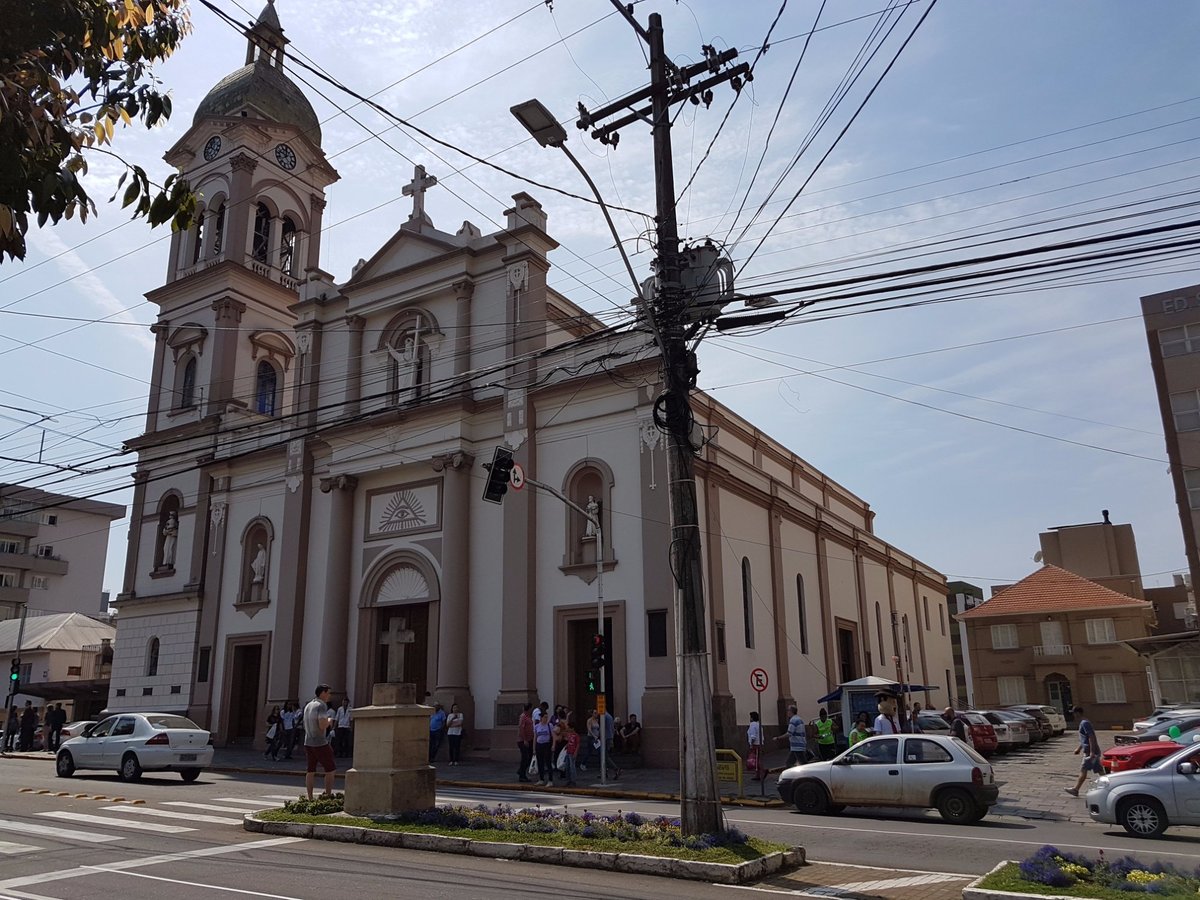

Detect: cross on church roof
[402, 165, 438, 226]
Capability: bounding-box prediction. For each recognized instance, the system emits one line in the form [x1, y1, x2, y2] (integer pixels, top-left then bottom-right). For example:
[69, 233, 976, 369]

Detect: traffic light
[586, 669, 598, 693]
[9, 659, 19, 692]
[590, 634, 606, 670]
[481, 446, 515, 504]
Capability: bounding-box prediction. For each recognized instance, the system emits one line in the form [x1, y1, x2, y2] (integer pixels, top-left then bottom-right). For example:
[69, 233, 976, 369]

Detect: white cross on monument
[384, 617, 416, 683]
[402, 164, 438, 225]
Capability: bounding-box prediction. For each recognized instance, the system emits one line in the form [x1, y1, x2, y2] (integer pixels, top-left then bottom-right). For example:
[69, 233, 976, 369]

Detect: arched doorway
[357, 554, 440, 702]
[1044, 673, 1073, 721]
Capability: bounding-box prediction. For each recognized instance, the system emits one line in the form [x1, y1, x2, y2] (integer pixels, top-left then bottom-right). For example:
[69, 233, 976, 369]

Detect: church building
[108, 3, 953, 764]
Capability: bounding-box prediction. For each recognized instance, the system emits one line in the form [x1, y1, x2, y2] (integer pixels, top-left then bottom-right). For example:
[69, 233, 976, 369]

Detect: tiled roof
[956, 564, 1152, 619]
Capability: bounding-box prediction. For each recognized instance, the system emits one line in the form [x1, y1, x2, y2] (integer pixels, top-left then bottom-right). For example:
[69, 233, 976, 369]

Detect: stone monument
[343, 618, 436, 816]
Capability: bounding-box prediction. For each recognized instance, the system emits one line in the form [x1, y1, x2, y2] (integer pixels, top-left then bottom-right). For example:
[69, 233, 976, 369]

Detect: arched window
[180, 356, 197, 409]
[145, 637, 160, 677]
[561, 459, 616, 573]
[212, 203, 226, 256]
[252, 202, 271, 262]
[742, 557, 754, 649]
[875, 602, 886, 666]
[279, 217, 297, 275]
[191, 215, 204, 264]
[255, 360, 279, 416]
[238, 517, 273, 607]
[388, 328, 430, 403]
[796, 574, 809, 654]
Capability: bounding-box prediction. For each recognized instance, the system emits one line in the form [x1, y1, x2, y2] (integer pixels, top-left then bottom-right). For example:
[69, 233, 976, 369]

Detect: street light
[510, 99, 643, 300]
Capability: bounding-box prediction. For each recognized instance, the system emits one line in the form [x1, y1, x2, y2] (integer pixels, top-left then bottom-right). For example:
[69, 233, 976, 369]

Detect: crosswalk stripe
[261, 795, 298, 801]
[162, 801, 268, 812]
[0, 840, 42, 854]
[101, 806, 242, 826]
[38, 812, 192, 834]
[210, 797, 278, 807]
[0, 819, 122, 844]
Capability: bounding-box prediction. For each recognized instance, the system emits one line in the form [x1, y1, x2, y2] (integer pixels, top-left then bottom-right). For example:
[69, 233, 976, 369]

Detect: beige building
[957, 565, 1154, 727]
[1, 612, 115, 720]
[0, 485, 125, 619]
[1038, 511, 1143, 599]
[105, 3, 954, 762]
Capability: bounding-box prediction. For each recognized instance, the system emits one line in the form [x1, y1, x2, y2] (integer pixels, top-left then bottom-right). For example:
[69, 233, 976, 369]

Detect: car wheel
[936, 788, 979, 825]
[180, 768, 201, 783]
[55, 751, 75, 778]
[1118, 797, 1168, 838]
[792, 781, 829, 815]
[119, 752, 143, 782]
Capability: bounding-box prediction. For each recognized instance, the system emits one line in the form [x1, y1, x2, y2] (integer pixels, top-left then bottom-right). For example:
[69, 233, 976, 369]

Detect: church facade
[107, 4, 953, 763]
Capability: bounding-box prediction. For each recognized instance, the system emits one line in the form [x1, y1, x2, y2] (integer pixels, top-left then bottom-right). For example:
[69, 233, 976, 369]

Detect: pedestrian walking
[47, 703, 65, 751]
[446, 703, 464, 765]
[747, 710, 764, 780]
[516, 703, 534, 782]
[263, 705, 282, 760]
[577, 709, 597, 770]
[775, 704, 808, 766]
[562, 713, 581, 786]
[533, 708, 554, 786]
[814, 707, 837, 760]
[18, 701, 37, 752]
[302, 684, 337, 800]
[335, 698, 353, 758]
[1066, 705, 1102, 797]
[280, 703, 297, 759]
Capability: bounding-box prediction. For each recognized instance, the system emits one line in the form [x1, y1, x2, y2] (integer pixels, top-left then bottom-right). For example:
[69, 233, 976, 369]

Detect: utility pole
[578, 5, 748, 836]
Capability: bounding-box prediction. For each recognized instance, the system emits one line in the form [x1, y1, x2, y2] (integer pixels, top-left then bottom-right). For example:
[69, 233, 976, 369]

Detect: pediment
[344, 225, 467, 287]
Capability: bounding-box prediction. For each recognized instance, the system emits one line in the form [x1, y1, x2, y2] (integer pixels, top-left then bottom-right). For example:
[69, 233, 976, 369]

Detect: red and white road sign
[750, 667, 769, 693]
[509, 463, 525, 490]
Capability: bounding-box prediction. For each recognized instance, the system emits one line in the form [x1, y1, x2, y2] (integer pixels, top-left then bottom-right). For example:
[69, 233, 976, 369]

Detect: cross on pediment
[383, 616, 416, 683]
[402, 164, 438, 226]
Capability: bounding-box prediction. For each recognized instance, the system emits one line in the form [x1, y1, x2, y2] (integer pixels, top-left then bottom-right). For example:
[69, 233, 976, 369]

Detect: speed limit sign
[750, 667, 769, 693]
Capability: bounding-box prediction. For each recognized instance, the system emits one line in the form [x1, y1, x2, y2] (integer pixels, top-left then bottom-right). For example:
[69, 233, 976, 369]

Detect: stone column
[452, 278, 474, 381]
[270, 439, 313, 702]
[190, 477, 229, 732]
[306, 195, 326, 272]
[145, 323, 169, 430]
[226, 154, 257, 263]
[205, 298, 246, 415]
[344, 314, 365, 415]
[768, 500, 794, 733]
[120, 471, 150, 598]
[317, 474, 357, 696]
[431, 453, 473, 726]
[293, 322, 323, 425]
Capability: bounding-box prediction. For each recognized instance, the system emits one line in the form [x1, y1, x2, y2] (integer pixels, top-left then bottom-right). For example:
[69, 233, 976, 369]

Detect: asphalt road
[1, 756, 1197, 899]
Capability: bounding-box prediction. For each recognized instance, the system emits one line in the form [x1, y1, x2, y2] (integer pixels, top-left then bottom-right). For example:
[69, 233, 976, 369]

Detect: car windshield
[145, 715, 201, 730]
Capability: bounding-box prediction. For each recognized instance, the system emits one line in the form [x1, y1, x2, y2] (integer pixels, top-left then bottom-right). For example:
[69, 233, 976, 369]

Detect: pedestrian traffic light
[586, 669, 598, 693]
[481, 446, 515, 504]
[590, 634, 606, 670]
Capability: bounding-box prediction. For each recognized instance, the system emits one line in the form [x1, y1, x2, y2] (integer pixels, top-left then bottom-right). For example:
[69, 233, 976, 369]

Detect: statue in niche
[248, 542, 267, 602]
[584, 496, 599, 538]
[160, 512, 178, 568]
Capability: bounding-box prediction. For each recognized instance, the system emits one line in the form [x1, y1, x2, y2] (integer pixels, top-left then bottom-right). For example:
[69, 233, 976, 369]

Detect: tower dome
[192, 0, 321, 144]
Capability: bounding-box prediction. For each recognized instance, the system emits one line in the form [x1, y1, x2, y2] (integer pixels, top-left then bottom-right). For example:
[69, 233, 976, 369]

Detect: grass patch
[255, 801, 787, 868]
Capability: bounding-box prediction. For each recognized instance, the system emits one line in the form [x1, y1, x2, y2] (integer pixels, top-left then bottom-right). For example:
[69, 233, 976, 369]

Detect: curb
[243, 812, 804, 884]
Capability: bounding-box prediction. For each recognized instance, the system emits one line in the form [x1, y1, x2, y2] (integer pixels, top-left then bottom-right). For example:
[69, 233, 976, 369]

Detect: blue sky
[2, 0, 1198, 598]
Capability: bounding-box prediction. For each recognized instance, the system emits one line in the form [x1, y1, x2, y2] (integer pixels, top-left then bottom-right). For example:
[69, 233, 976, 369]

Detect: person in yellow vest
[815, 707, 837, 760]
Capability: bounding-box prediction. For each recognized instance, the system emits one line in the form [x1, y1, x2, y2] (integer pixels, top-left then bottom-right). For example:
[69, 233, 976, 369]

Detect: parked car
[56, 713, 213, 782]
[777, 733, 999, 824]
[1027, 705, 1067, 735]
[1114, 715, 1200, 745]
[1132, 708, 1200, 733]
[962, 713, 999, 756]
[980, 711, 1032, 749]
[916, 712, 951, 735]
[1004, 705, 1054, 740]
[1086, 741, 1200, 836]
[1101, 733, 1200, 773]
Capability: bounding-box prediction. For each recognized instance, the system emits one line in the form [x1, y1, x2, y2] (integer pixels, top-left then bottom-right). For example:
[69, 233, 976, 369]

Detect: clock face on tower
[203, 136, 221, 161]
[274, 143, 297, 170]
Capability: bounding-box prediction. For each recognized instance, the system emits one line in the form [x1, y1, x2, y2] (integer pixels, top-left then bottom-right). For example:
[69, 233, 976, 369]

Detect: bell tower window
[252, 203, 271, 263]
[279, 218, 297, 275]
[191, 216, 204, 264]
[180, 357, 197, 409]
[255, 360, 279, 416]
[212, 203, 226, 257]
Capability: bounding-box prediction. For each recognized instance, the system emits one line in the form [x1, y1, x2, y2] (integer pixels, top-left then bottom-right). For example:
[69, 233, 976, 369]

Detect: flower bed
[978, 846, 1200, 898]
[263, 793, 783, 864]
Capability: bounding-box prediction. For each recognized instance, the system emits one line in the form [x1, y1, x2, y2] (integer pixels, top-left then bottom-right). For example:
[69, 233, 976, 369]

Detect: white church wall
[467, 480, 505, 732]
[107, 598, 199, 712]
[779, 521, 828, 709]
[300, 482, 334, 698]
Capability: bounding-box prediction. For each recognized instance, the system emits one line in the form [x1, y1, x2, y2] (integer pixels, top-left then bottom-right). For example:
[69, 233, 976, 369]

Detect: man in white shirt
[873, 692, 900, 735]
[335, 698, 353, 758]
[303, 684, 336, 799]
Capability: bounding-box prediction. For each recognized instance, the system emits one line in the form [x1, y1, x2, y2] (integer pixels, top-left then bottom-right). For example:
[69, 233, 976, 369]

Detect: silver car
[56, 713, 213, 782]
[777, 733, 999, 824]
[1086, 741, 1200, 837]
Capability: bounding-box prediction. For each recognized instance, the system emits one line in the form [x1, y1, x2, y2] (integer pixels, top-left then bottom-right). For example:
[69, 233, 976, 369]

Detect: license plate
[179, 753, 197, 762]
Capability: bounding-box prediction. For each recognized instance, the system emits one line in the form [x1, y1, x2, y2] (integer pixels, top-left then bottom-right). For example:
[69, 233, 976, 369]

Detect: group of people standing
[263, 697, 354, 762]
[3, 701, 67, 752]
[427, 702, 465, 765]
[516, 703, 626, 787]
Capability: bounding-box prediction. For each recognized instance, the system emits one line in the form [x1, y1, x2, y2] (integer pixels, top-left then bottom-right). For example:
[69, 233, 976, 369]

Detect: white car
[56, 713, 213, 782]
[1086, 741, 1200, 837]
[777, 733, 999, 824]
[1132, 708, 1200, 733]
[978, 711, 1030, 750]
